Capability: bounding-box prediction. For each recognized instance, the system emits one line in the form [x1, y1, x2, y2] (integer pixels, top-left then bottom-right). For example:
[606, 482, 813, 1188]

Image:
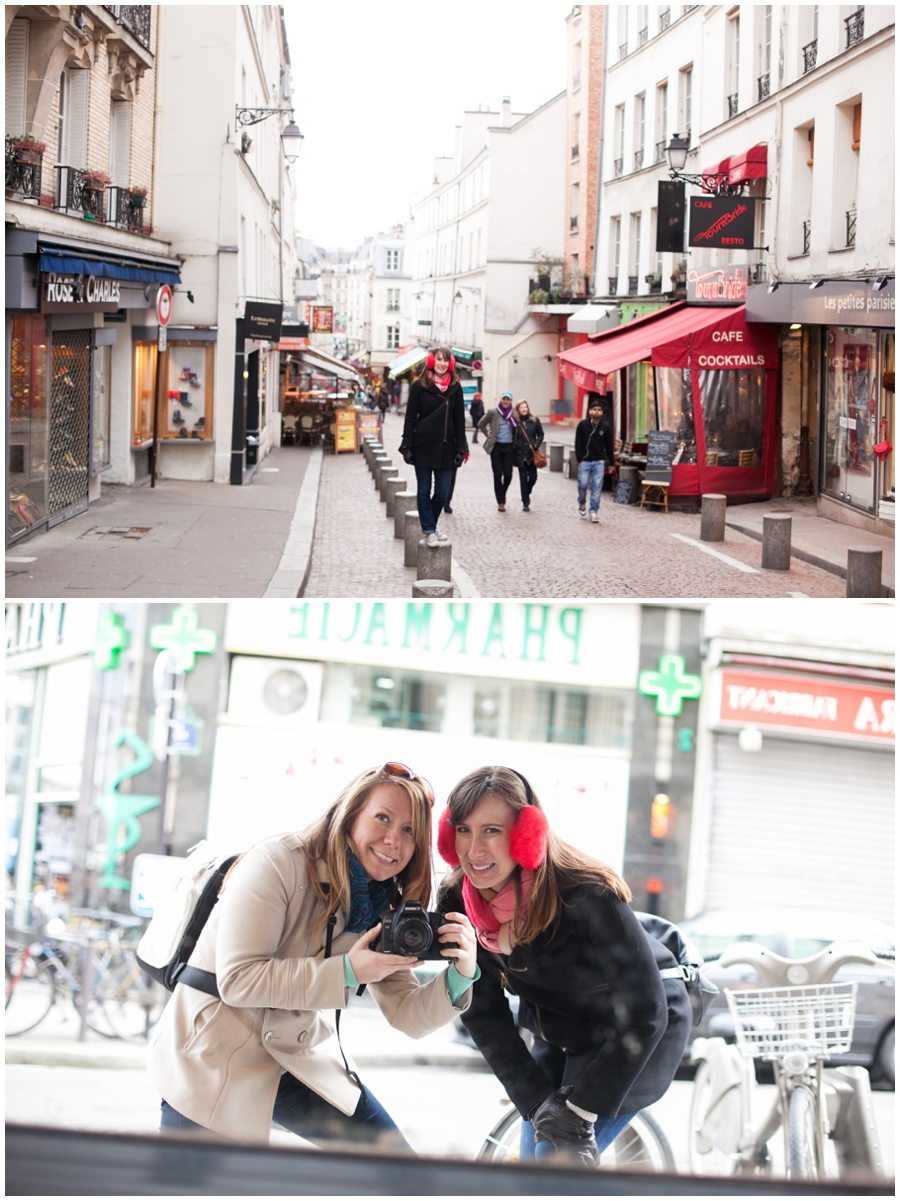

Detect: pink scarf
[434, 371, 451, 393]
[462, 870, 535, 953]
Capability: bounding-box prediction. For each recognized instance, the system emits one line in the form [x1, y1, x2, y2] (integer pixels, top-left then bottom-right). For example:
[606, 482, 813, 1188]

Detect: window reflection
[655, 367, 696, 463]
[699, 369, 765, 467]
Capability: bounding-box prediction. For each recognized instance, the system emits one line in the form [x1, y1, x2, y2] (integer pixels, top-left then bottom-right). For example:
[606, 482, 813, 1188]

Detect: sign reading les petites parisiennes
[243, 301, 283, 342]
[689, 196, 757, 249]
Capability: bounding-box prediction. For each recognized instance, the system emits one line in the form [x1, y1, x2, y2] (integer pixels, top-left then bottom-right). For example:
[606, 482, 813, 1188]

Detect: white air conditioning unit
[226, 656, 323, 728]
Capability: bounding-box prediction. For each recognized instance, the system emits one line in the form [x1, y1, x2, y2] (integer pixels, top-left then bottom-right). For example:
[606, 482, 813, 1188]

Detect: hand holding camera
[377, 901, 478, 980]
[347, 923, 424, 984]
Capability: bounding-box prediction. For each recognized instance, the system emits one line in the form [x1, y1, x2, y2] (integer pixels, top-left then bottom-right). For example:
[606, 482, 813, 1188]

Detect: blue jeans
[415, 465, 453, 534]
[577, 459, 606, 512]
[160, 1073, 410, 1150]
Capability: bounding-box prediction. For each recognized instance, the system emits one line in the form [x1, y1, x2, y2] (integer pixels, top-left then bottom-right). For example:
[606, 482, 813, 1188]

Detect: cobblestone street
[304, 415, 847, 598]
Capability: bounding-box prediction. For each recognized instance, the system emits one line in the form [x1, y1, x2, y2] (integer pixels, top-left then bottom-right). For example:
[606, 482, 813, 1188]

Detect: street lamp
[665, 132, 732, 193]
[280, 120, 304, 163]
[666, 134, 690, 174]
[235, 106, 305, 162]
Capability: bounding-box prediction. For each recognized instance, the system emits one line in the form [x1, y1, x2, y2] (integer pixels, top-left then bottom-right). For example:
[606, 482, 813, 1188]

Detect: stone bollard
[413, 579, 454, 597]
[372, 453, 390, 479]
[373, 456, 392, 491]
[363, 439, 380, 469]
[761, 513, 792, 570]
[549, 443, 565, 472]
[394, 492, 417, 539]
[384, 476, 406, 517]
[378, 464, 398, 502]
[403, 511, 421, 566]
[700, 494, 727, 542]
[417, 538, 452, 581]
[846, 547, 883, 597]
[566, 449, 579, 480]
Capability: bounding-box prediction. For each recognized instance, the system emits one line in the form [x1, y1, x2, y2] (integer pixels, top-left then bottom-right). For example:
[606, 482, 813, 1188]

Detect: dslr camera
[380, 900, 456, 960]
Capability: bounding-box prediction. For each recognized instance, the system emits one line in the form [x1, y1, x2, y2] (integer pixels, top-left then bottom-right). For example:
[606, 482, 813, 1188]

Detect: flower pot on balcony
[131, 191, 147, 209]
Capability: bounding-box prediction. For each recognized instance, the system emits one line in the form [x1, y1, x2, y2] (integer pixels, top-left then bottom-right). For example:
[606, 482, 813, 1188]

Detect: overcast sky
[284, 0, 574, 249]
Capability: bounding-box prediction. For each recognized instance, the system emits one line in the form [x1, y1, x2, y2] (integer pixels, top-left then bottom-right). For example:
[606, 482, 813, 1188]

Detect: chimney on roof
[501, 96, 511, 127]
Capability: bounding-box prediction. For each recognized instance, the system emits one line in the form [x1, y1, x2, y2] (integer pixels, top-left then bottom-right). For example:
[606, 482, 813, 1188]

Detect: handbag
[520, 422, 547, 469]
[873, 416, 892, 462]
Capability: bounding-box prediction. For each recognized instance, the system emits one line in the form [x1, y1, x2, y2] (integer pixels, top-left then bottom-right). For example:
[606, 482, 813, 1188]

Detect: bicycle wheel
[5, 948, 56, 1036]
[96, 956, 166, 1042]
[787, 1085, 822, 1180]
[476, 1105, 674, 1172]
[689, 1058, 743, 1176]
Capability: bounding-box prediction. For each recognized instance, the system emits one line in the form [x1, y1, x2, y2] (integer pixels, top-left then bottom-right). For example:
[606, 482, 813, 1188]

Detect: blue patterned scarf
[345, 853, 394, 933]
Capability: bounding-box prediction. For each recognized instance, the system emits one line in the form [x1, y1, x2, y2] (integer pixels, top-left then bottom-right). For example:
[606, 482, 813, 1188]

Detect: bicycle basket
[724, 981, 857, 1059]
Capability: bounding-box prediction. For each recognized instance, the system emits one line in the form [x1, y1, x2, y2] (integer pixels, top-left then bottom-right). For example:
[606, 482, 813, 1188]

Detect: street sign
[167, 704, 204, 755]
[688, 196, 757, 249]
[158, 325, 167, 353]
[156, 284, 172, 326]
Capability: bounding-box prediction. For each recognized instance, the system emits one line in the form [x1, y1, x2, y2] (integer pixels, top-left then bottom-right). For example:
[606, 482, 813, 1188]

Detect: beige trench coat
[146, 833, 472, 1143]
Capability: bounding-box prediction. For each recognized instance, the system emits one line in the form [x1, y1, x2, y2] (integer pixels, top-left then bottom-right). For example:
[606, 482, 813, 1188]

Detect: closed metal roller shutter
[705, 733, 894, 921]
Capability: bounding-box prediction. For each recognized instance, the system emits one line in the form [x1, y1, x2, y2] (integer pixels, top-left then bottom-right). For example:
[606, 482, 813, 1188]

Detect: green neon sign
[149, 606, 217, 673]
[92, 611, 129, 671]
[96, 730, 161, 891]
[639, 654, 702, 716]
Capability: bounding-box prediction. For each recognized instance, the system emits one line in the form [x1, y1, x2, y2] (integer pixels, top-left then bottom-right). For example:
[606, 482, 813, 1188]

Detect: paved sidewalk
[6, 446, 316, 599]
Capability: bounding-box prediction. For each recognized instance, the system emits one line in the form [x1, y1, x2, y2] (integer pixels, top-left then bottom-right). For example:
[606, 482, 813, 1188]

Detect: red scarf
[462, 870, 535, 953]
[434, 371, 451, 393]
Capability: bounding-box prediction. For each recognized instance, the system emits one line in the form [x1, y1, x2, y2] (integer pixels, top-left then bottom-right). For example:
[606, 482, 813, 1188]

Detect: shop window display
[132, 340, 157, 448]
[159, 342, 214, 440]
[655, 366, 696, 463]
[91, 344, 111, 474]
[878, 332, 894, 505]
[625, 360, 652, 444]
[699, 369, 765, 468]
[8, 315, 50, 541]
[822, 327, 878, 511]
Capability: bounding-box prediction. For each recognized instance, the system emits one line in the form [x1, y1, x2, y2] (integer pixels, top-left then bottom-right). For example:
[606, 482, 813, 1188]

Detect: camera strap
[324, 910, 370, 1109]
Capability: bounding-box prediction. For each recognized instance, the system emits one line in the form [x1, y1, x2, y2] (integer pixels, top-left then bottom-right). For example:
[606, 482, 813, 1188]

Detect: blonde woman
[149, 763, 478, 1147]
[512, 399, 544, 512]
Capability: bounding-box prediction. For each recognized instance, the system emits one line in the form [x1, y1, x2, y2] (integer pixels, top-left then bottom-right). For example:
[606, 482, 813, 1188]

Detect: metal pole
[231, 317, 247, 484]
[78, 933, 95, 1042]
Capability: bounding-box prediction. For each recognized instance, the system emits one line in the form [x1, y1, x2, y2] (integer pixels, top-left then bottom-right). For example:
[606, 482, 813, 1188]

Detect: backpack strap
[176, 964, 220, 998]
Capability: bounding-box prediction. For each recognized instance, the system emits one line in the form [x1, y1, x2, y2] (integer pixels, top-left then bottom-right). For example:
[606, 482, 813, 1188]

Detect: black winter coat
[513, 415, 544, 468]
[575, 418, 614, 464]
[401, 379, 467, 470]
[440, 879, 692, 1121]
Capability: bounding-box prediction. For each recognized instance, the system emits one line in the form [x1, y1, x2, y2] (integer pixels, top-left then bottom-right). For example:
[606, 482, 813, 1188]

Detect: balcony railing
[570, 215, 579, 231]
[757, 72, 770, 101]
[802, 39, 817, 73]
[628, 276, 639, 295]
[571, 143, 580, 159]
[608, 277, 618, 295]
[660, 7, 671, 31]
[846, 209, 856, 248]
[634, 149, 644, 171]
[638, 26, 649, 45]
[656, 139, 667, 163]
[802, 220, 811, 255]
[107, 185, 147, 233]
[727, 92, 739, 118]
[646, 274, 662, 294]
[5, 138, 43, 199]
[105, 5, 151, 48]
[845, 8, 864, 47]
[619, 42, 628, 60]
[614, 157, 624, 177]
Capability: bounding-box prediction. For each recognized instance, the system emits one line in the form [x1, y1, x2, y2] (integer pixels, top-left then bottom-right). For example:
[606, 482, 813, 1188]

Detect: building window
[385, 249, 400, 271]
[727, 10, 740, 118]
[756, 6, 772, 100]
[632, 211, 642, 279]
[108, 100, 132, 187]
[614, 104, 625, 176]
[571, 182, 580, 232]
[59, 68, 88, 168]
[131, 340, 156, 451]
[656, 82, 668, 160]
[387, 324, 400, 350]
[680, 65, 693, 141]
[610, 215, 622, 293]
[157, 341, 215, 441]
[474, 681, 631, 748]
[634, 93, 646, 170]
[386, 288, 400, 311]
[572, 39, 582, 87]
[6, 19, 28, 138]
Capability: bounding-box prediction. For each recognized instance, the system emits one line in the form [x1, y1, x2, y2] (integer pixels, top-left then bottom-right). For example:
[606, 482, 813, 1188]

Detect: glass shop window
[159, 341, 215, 441]
[625, 361, 653, 444]
[699, 369, 765, 467]
[8, 314, 50, 540]
[348, 667, 445, 733]
[91, 344, 111, 474]
[132, 340, 157, 448]
[474, 683, 632, 750]
[654, 366, 696, 462]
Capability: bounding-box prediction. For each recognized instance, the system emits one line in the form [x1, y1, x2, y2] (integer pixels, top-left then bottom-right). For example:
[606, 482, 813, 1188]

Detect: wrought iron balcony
[758, 72, 770, 101]
[634, 149, 644, 171]
[570, 215, 579, 231]
[56, 165, 87, 215]
[5, 138, 43, 199]
[619, 42, 628, 60]
[614, 157, 624, 177]
[656, 139, 667, 162]
[660, 7, 671, 32]
[628, 276, 639, 295]
[845, 8, 864, 48]
[107, 184, 148, 232]
[802, 220, 811, 255]
[105, 4, 152, 48]
[846, 209, 856, 248]
[639, 25, 649, 45]
[646, 274, 662, 294]
[608, 277, 618, 295]
[727, 92, 739, 118]
[802, 39, 817, 73]
[571, 143, 580, 159]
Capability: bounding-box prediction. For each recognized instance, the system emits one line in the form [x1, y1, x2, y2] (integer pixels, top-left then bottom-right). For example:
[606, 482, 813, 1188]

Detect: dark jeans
[445, 467, 457, 507]
[491, 443, 515, 504]
[518, 1037, 637, 1161]
[160, 1073, 410, 1150]
[414, 464, 453, 533]
[518, 462, 537, 506]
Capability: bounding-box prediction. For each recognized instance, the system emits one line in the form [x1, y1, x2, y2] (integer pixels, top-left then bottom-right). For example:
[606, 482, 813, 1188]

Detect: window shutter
[852, 103, 861, 152]
[108, 101, 132, 186]
[65, 69, 89, 168]
[6, 19, 28, 138]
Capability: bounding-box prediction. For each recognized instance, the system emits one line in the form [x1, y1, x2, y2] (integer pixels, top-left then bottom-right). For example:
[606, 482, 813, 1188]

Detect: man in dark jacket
[575, 397, 614, 523]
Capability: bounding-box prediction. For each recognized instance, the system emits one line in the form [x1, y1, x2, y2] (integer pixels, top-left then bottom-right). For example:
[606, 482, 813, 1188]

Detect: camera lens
[397, 917, 432, 954]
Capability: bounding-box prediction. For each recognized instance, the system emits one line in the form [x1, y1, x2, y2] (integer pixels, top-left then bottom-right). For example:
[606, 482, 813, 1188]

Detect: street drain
[79, 526, 151, 540]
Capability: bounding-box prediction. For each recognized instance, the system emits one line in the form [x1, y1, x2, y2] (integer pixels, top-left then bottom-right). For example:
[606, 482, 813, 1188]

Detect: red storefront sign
[717, 669, 895, 743]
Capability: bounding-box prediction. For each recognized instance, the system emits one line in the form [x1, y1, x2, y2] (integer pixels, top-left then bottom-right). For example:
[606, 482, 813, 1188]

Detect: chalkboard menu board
[645, 430, 675, 483]
[614, 478, 635, 505]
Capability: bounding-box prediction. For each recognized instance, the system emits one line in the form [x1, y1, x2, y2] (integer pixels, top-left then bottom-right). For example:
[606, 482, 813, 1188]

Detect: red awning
[557, 303, 777, 389]
[702, 144, 768, 190]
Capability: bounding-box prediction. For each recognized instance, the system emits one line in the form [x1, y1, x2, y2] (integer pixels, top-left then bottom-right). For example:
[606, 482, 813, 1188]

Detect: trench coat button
[264, 1031, 275, 1044]
[297, 1030, 308, 1043]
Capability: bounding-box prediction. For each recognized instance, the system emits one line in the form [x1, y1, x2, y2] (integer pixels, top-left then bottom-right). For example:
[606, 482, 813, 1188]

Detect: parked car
[677, 907, 895, 1088]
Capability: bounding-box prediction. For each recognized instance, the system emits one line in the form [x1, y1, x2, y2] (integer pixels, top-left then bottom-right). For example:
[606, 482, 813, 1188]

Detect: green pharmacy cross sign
[92, 611, 129, 671]
[639, 654, 702, 716]
[149, 606, 217, 673]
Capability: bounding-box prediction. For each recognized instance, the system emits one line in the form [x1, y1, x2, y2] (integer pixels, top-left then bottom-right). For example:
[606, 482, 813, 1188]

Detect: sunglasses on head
[379, 762, 435, 807]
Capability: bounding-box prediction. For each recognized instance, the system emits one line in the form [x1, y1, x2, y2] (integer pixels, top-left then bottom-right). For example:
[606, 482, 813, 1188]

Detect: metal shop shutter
[704, 733, 894, 921]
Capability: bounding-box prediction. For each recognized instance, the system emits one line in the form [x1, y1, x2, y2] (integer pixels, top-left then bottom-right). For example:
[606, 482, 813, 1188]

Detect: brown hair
[441, 766, 630, 945]
[418, 346, 460, 390]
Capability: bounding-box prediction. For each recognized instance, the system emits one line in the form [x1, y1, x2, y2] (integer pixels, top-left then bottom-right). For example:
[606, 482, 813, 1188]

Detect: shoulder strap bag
[520, 421, 548, 469]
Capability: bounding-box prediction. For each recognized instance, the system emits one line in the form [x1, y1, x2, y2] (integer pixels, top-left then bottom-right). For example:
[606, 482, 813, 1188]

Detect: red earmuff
[437, 806, 459, 865]
[436, 801, 549, 870]
[426, 353, 455, 374]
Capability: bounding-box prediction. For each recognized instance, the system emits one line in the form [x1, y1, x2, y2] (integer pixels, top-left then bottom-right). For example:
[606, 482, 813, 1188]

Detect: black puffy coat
[439, 879, 692, 1121]
[401, 379, 467, 470]
[513, 415, 544, 468]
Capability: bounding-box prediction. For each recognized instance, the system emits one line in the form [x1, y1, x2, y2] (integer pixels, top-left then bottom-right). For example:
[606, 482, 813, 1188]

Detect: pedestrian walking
[574, 397, 614, 522]
[477, 390, 518, 512]
[400, 347, 468, 546]
[392, 380, 401, 412]
[377, 389, 389, 420]
[469, 391, 485, 443]
[512, 400, 544, 512]
[148, 763, 478, 1147]
[437, 766, 691, 1165]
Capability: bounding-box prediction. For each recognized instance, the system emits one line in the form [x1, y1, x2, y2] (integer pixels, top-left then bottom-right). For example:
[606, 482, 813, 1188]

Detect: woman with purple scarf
[477, 391, 519, 512]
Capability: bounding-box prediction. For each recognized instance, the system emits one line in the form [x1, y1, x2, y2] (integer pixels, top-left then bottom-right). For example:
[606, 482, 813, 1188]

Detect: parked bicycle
[689, 938, 888, 1181]
[477, 1101, 675, 1172]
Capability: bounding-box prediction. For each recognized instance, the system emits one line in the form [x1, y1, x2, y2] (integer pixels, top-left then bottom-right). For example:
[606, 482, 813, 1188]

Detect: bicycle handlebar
[718, 938, 880, 986]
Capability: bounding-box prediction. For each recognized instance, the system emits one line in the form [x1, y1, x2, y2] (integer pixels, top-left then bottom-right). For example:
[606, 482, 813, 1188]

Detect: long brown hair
[300, 765, 434, 931]
[441, 766, 630, 945]
[418, 346, 460, 390]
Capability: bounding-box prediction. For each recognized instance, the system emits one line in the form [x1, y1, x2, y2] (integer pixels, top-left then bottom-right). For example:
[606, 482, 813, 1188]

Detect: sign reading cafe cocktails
[41, 272, 122, 313]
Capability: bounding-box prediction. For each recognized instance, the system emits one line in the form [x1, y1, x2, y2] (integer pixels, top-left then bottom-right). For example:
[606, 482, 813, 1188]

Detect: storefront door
[48, 329, 91, 524]
[822, 326, 880, 511]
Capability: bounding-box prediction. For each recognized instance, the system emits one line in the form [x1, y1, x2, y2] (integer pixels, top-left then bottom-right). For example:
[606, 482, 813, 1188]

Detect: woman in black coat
[512, 400, 544, 512]
[400, 347, 467, 546]
[437, 766, 691, 1165]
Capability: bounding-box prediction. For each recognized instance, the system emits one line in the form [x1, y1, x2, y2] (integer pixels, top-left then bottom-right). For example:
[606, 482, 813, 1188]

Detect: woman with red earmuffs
[437, 766, 691, 1166]
[400, 347, 467, 547]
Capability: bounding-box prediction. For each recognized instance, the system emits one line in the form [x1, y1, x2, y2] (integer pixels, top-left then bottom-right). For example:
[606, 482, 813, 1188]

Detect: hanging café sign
[41, 271, 122, 313]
